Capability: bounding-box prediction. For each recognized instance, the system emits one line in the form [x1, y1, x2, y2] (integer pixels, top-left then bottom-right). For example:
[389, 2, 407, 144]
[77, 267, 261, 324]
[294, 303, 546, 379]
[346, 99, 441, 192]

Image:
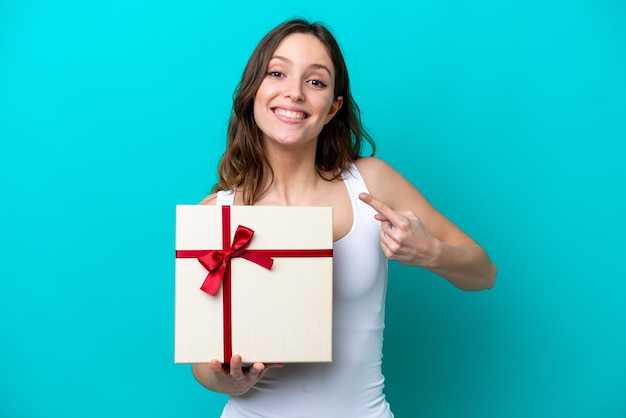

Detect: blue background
[1, 1, 625, 417]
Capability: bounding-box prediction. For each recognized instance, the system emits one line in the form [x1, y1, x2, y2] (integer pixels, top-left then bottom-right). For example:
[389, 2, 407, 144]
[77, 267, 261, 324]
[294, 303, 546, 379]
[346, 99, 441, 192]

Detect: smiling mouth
[273, 108, 308, 120]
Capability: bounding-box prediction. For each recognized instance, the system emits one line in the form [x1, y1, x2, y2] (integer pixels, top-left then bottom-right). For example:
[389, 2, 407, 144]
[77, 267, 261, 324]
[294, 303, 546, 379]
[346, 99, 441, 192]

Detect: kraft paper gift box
[175, 205, 333, 364]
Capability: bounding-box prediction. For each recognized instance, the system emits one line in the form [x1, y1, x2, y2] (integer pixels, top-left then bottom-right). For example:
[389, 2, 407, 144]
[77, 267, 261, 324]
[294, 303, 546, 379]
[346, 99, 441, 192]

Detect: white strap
[216, 190, 235, 205]
[342, 163, 370, 195]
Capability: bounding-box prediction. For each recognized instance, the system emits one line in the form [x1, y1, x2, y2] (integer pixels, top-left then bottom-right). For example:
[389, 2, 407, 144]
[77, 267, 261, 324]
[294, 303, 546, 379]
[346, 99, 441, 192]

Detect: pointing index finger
[358, 193, 401, 224]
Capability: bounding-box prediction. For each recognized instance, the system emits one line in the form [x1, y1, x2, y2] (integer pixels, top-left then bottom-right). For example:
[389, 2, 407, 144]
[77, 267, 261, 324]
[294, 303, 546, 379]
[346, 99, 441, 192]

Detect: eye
[308, 79, 328, 88]
[267, 71, 284, 78]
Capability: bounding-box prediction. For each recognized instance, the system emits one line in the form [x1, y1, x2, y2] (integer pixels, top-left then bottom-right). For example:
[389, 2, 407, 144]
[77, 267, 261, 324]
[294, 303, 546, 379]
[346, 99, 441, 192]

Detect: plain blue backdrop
[1, 1, 625, 417]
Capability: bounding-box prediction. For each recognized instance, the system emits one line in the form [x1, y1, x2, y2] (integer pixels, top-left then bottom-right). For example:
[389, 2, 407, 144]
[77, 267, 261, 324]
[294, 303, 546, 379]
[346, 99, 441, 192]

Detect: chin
[266, 135, 315, 147]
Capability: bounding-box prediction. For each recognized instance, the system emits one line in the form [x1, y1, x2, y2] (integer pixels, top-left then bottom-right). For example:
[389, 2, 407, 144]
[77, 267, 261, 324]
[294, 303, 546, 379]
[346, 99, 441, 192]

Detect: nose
[284, 78, 305, 102]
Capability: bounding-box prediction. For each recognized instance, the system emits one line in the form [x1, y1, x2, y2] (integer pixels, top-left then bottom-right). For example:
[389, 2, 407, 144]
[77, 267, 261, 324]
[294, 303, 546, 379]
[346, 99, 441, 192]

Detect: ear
[325, 96, 344, 125]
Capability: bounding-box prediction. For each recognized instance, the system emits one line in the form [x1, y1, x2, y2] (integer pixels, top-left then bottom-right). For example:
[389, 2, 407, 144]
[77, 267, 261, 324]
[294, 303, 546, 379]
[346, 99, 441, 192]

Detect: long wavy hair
[212, 19, 375, 205]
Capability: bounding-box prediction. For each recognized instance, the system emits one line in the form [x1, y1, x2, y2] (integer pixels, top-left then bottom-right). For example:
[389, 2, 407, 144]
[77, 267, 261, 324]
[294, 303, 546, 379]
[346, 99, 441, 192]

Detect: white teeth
[274, 108, 306, 119]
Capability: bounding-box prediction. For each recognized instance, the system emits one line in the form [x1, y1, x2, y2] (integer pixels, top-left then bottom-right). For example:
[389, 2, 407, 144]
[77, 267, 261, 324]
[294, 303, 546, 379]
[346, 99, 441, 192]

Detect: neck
[259, 142, 323, 206]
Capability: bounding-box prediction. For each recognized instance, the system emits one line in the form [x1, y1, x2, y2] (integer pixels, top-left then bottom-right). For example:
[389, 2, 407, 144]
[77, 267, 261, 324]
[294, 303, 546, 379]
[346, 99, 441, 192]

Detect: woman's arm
[356, 157, 497, 290]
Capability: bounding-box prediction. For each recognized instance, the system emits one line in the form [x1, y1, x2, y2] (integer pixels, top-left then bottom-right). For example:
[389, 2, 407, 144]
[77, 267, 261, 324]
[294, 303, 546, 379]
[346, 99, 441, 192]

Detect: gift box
[175, 205, 333, 364]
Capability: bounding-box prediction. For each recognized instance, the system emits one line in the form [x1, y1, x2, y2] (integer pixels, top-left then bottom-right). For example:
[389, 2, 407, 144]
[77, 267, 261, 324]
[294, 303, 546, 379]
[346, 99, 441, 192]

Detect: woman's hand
[359, 192, 439, 268]
[192, 355, 283, 396]
[359, 190, 496, 290]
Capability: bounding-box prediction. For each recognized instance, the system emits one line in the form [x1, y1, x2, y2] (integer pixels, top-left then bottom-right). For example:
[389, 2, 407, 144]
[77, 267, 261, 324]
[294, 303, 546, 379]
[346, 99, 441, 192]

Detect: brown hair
[212, 19, 375, 205]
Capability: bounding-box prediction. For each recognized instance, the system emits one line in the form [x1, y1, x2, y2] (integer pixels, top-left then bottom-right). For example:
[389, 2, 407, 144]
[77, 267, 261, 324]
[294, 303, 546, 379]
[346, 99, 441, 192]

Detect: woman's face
[253, 33, 343, 150]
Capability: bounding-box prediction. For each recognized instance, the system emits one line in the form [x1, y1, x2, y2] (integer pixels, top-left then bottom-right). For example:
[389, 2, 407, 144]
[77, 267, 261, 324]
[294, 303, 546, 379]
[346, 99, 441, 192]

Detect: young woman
[192, 19, 497, 417]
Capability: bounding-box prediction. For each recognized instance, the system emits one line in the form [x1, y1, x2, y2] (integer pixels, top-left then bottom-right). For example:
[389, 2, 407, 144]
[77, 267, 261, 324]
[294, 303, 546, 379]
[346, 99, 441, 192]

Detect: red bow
[196, 225, 274, 296]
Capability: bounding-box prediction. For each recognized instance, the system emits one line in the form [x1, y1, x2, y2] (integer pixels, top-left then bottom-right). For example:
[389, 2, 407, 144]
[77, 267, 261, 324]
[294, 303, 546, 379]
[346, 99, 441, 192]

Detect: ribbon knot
[197, 225, 274, 296]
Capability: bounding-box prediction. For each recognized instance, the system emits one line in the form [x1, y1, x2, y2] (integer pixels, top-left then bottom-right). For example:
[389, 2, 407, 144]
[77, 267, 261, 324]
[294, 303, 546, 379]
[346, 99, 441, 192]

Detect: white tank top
[218, 163, 393, 418]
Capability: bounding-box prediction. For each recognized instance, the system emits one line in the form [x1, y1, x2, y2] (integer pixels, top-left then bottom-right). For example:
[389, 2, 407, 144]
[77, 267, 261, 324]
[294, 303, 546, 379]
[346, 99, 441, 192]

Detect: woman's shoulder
[354, 156, 394, 174]
[354, 157, 400, 186]
[199, 193, 218, 205]
[354, 157, 420, 207]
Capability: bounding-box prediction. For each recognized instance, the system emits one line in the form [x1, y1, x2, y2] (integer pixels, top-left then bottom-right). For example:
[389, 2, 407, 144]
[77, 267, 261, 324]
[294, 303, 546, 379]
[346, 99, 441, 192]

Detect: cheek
[253, 86, 267, 110]
[252, 91, 276, 136]
[252, 99, 267, 131]
[316, 97, 336, 118]
[253, 83, 276, 112]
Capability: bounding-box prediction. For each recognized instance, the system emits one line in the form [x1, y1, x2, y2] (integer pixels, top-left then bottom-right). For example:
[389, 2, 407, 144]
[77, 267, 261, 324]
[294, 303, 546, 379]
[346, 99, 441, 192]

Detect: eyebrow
[270, 55, 333, 76]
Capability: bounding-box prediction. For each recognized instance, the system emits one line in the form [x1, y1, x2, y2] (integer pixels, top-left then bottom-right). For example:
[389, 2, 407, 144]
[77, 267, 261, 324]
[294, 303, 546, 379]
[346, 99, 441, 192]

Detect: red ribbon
[176, 205, 333, 363]
[196, 224, 274, 296]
